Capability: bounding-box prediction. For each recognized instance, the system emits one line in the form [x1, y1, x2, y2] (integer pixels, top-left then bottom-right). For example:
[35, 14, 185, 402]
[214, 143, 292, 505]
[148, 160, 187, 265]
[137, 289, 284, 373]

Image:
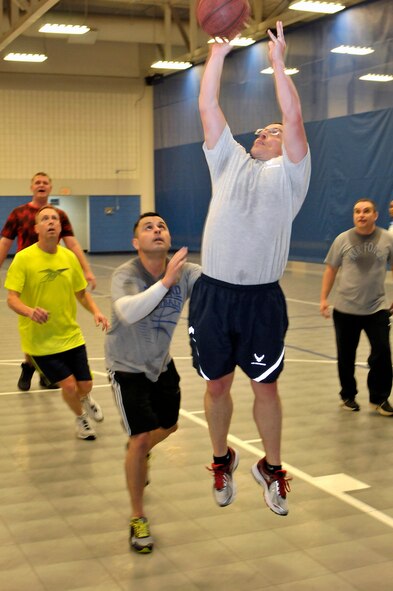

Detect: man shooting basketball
[189, 21, 311, 515]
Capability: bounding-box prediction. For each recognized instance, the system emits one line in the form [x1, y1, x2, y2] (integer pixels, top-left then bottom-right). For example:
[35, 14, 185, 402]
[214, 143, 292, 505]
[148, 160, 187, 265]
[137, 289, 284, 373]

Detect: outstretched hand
[267, 20, 286, 66]
[209, 38, 233, 58]
[162, 246, 188, 289]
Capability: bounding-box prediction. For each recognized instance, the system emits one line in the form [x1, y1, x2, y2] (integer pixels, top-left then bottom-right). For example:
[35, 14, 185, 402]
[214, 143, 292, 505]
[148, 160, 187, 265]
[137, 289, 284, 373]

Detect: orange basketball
[196, 0, 251, 41]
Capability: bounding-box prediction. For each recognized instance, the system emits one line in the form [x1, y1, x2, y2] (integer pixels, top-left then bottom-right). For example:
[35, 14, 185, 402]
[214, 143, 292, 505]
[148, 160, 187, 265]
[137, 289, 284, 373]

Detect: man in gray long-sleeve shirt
[105, 212, 200, 554]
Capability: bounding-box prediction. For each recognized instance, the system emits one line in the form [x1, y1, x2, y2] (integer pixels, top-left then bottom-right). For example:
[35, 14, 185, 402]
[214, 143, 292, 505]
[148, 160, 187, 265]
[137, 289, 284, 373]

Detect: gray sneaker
[129, 517, 153, 554]
[208, 447, 239, 507]
[252, 457, 291, 516]
[75, 414, 96, 440]
[370, 400, 393, 416]
[82, 395, 104, 422]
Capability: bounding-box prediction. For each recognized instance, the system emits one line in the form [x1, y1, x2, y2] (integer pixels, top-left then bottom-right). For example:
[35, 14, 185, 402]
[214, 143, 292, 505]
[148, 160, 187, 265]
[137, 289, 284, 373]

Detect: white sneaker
[82, 395, 104, 422]
[76, 414, 96, 440]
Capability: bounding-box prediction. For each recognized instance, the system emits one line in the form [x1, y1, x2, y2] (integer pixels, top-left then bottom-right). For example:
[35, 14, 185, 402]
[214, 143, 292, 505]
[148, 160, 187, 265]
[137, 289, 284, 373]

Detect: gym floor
[0, 253, 393, 591]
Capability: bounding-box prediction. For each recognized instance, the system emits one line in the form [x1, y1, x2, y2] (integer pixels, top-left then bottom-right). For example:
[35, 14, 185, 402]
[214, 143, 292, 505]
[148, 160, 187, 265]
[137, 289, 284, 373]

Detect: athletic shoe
[17, 363, 35, 391]
[340, 399, 360, 412]
[370, 400, 393, 416]
[207, 447, 239, 507]
[82, 395, 104, 422]
[39, 376, 59, 389]
[75, 414, 96, 440]
[251, 457, 291, 516]
[129, 517, 153, 554]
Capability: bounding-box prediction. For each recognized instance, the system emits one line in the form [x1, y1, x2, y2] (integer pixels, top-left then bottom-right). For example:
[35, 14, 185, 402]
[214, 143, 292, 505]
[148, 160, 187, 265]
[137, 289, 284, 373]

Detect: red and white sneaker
[207, 447, 239, 507]
[252, 457, 291, 516]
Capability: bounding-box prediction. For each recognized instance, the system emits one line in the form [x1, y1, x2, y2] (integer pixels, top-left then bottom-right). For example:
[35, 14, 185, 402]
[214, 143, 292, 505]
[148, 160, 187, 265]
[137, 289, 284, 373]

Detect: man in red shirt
[0, 172, 96, 391]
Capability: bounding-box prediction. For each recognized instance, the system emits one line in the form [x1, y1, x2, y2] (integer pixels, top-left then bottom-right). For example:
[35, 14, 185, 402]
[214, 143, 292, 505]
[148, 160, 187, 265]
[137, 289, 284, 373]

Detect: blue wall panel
[89, 195, 140, 253]
[155, 108, 393, 262]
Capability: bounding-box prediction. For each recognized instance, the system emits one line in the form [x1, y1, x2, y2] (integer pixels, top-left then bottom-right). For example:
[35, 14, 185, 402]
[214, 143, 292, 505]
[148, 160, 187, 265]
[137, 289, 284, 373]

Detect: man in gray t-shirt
[320, 198, 393, 416]
[105, 212, 200, 554]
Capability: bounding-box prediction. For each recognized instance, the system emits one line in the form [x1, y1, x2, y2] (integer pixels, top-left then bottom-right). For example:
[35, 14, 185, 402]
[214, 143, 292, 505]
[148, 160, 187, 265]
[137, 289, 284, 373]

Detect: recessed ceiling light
[331, 45, 374, 55]
[151, 60, 192, 70]
[208, 37, 255, 47]
[4, 52, 48, 62]
[289, 1, 345, 14]
[359, 73, 393, 82]
[39, 23, 90, 35]
[261, 67, 299, 75]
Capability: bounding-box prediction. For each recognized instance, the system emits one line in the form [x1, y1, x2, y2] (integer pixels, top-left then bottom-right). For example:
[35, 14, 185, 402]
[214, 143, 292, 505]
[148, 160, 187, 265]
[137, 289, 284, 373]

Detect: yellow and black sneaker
[129, 517, 153, 554]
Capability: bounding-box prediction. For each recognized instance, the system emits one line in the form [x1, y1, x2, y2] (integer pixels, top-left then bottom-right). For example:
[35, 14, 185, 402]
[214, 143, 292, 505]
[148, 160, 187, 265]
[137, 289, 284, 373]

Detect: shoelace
[273, 470, 292, 498]
[207, 463, 230, 490]
[133, 519, 150, 538]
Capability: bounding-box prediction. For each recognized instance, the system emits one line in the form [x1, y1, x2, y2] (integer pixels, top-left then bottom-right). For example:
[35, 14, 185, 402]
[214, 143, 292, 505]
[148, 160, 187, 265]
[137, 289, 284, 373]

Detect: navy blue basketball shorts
[188, 274, 288, 382]
[108, 359, 181, 436]
[31, 344, 92, 385]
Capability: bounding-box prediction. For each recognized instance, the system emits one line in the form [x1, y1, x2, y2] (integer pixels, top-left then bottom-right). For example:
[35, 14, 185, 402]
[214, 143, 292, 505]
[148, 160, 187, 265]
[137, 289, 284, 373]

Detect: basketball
[196, 0, 251, 41]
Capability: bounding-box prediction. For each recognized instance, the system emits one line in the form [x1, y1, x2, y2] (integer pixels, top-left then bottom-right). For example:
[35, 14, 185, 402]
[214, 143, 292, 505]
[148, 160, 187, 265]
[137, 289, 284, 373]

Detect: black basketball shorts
[189, 274, 288, 382]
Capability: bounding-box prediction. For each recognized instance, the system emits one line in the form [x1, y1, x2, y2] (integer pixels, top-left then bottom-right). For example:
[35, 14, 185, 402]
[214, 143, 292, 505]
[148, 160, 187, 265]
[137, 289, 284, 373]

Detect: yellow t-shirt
[5, 243, 88, 355]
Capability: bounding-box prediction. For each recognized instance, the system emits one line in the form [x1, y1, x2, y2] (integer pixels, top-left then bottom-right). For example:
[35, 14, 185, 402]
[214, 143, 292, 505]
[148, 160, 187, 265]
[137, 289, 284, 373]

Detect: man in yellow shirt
[5, 206, 109, 440]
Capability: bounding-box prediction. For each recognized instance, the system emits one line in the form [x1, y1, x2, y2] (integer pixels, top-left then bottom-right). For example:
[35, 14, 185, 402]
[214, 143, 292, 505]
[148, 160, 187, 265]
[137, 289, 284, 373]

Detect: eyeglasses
[254, 127, 282, 136]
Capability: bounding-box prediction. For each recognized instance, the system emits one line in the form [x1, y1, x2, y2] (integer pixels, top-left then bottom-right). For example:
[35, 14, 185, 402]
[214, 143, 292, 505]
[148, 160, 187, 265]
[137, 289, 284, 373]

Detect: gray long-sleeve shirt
[105, 256, 201, 381]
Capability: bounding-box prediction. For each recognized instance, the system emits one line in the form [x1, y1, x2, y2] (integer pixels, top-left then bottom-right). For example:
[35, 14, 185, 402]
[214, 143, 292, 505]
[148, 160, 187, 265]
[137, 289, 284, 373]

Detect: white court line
[180, 408, 393, 530]
[286, 297, 320, 306]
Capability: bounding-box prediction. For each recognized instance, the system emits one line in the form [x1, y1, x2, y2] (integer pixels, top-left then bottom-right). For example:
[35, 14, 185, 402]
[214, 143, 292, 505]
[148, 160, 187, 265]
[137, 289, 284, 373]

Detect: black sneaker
[340, 399, 360, 411]
[207, 447, 239, 507]
[129, 517, 153, 553]
[370, 400, 393, 416]
[17, 363, 35, 391]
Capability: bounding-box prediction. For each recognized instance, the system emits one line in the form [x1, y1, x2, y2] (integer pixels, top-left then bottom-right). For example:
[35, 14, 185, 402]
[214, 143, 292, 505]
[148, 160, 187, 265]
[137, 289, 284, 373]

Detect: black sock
[265, 460, 282, 473]
[213, 449, 231, 465]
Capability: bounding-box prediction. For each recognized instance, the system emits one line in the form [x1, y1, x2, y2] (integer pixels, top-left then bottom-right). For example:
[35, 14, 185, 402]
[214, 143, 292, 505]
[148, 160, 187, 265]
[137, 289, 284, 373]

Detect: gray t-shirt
[325, 227, 393, 315]
[105, 257, 201, 381]
[201, 124, 311, 284]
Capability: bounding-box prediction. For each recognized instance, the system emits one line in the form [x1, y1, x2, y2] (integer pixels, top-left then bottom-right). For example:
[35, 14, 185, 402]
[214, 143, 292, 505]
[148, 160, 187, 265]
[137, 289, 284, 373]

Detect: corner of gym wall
[0, 74, 154, 211]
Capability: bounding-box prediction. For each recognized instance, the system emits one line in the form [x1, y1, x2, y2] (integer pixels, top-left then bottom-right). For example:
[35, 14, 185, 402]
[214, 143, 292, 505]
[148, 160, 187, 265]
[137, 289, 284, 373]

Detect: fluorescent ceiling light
[289, 1, 345, 13]
[359, 73, 393, 82]
[4, 52, 47, 62]
[331, 45, 374, 55]
[208, 37, 255, 47]
[261, 67, 299, 75]
[39, 23, 90, 35]
[151, 60, 192, 70]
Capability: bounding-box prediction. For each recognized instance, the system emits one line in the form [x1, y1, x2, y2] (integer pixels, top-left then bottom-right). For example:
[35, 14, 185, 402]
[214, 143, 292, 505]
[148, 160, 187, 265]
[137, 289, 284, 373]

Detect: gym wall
[154, 0, 393, 262]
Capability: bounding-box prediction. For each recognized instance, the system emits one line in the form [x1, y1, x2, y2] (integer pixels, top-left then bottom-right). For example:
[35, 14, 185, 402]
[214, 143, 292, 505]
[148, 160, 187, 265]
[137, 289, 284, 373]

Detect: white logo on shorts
[251, 354, 267, 366]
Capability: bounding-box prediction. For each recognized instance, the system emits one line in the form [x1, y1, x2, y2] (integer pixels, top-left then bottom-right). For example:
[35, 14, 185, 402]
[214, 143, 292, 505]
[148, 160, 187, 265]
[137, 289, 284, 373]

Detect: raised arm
[62, 235, 97, 290]
[199, 41, 232, 149]
[115, 247, 189, 325]
[268, 21, 308, 163]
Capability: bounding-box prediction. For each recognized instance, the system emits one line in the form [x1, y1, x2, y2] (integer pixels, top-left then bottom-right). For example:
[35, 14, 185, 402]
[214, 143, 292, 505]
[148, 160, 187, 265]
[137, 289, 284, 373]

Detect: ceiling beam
[0, 0, 60, 51]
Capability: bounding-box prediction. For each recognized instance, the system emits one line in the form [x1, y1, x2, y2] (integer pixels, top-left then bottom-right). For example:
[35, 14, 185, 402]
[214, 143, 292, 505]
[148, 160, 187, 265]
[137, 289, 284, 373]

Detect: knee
[78, 381, 93, 397]
[206, 379, 231, 398]
[60, 376, 77, 397]
[128, 433, 150, 456]
[166, 422, 178, 435]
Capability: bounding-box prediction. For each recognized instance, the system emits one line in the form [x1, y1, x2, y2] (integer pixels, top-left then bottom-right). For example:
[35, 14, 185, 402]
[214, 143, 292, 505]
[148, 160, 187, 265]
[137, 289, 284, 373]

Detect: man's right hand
[162, 247, 188, 289]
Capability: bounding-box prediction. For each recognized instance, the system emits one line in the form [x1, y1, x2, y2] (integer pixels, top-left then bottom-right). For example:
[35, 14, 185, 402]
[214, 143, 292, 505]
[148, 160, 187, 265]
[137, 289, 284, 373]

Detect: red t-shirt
[1, 203, 74, 252]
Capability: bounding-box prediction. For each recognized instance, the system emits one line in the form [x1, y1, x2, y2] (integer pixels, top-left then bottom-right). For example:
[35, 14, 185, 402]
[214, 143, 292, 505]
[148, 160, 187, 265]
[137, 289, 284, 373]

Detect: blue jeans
[333, 309, 392, 405]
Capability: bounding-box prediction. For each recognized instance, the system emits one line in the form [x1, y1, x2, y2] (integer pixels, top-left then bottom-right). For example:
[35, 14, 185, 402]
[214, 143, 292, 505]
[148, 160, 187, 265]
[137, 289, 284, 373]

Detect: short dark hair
[353, 198, 378, 212]
[133, 211, 162, 235]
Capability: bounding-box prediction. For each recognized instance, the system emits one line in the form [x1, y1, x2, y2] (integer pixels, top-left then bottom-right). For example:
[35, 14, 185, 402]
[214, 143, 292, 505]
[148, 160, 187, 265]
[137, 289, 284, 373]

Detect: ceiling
[0, 0, 372, 79]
